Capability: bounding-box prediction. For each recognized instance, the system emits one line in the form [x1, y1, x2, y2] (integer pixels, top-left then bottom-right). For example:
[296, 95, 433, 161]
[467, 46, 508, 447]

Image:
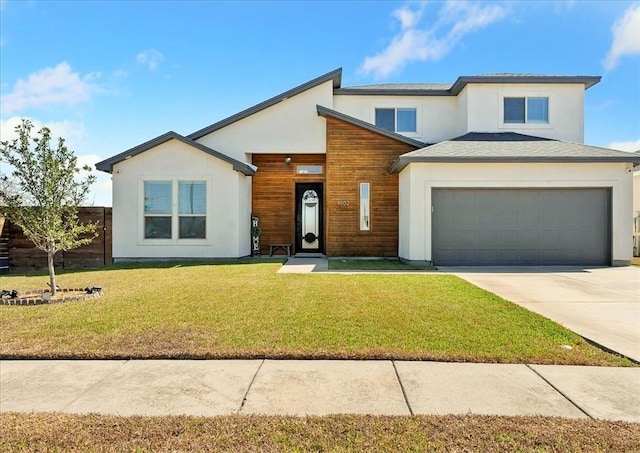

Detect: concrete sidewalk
[276, 257, 329, 273]
[1, 360, 639, 421]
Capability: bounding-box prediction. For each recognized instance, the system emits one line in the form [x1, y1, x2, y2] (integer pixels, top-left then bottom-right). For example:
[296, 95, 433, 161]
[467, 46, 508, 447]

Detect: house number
[337, 200, 350, 206]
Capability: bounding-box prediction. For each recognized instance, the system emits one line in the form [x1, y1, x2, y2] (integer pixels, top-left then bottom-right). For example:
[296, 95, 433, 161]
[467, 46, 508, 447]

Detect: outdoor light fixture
[284, 156, 292, 165]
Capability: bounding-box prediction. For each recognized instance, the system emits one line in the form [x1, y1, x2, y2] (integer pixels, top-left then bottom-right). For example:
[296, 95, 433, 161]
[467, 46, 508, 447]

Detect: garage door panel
[432, 188, 610, 266]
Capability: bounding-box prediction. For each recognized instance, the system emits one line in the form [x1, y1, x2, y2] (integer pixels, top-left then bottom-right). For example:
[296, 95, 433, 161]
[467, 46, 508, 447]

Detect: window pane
[527, 97, 548, 123]
[296, 165, 323, 175]
[360, 182, 370, 231]
[179, 181, 206, 215]
[504, 98, 525, 123]
[144, 182, 172, 214]
[375, 108, 395, 131]
[179, 217, 206, 239]
[397, 108, 417, 132]
[145, 216, 171, 239]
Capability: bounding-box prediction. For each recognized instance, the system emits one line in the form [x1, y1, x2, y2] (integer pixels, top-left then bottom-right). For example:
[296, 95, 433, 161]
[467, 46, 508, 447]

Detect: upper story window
[504, 97, 549, 124]
[375, 107, 417, 133]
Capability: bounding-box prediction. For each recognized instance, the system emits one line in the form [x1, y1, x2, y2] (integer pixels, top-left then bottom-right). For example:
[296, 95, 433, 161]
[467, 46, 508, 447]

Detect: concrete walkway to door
[440, 266, 640, 363]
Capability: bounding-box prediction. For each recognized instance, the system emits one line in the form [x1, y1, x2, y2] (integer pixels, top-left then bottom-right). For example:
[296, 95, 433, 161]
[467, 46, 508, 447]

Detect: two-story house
[96, 68, 640, 266]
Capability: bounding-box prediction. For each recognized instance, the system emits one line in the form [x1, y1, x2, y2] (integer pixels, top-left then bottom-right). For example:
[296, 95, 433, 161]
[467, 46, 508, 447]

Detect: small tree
[0, 119, 97, 295]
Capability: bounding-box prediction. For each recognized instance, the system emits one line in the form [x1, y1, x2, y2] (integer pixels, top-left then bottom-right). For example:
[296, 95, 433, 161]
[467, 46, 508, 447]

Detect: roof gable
[95, 131, 256, 175]
[316, 105, 427, 148]
[188, 68, 342, 140]
[389, 132, 640, 172]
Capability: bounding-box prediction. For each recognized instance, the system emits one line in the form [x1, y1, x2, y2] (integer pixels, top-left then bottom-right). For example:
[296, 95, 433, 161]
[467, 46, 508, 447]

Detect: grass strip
[2, 412, 639, 452]
[329, 258, 436, 270]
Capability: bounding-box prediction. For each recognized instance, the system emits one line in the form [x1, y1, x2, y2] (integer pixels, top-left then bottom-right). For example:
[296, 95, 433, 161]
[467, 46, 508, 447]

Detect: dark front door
[295, 183, 323, 253]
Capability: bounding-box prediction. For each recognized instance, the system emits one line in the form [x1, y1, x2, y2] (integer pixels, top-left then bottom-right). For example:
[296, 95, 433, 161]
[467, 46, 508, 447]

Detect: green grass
[329, 258, 436, 271]
[2, 413, 639, 452]
[0, 261, 630, 365]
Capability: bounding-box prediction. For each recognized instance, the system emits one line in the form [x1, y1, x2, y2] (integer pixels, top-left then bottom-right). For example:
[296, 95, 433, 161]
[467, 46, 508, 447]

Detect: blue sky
[1, 0, 639, 206]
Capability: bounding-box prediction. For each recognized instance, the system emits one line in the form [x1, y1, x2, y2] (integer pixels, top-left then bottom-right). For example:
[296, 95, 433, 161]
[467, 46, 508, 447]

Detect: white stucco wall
[333, 83, 587, 144]
[398, 162, 634, 265]
[333, 94, 459, 144]
[634, 171, 640, 215]
[195, 80, 334, 162]
[111, 139, 252, 259]
[463, 84, 585, 143]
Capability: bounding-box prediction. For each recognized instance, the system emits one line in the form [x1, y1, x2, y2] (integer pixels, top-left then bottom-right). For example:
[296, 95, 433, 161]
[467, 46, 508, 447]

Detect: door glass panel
[301, 189, 319, 249]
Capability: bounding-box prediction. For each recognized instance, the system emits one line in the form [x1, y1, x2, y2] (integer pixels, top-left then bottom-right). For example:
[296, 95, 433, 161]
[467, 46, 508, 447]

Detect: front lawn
[329, 258, 436, 271]
[0, 262, 629, 365]
[2, 413, 639, 452]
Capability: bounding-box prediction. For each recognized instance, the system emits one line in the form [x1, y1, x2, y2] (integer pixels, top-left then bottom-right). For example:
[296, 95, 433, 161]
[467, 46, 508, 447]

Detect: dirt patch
[0, 287, 103, 306]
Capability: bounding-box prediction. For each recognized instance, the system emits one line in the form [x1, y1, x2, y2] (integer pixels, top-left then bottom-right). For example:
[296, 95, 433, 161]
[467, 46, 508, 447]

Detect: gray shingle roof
[336, 74, 601, 96]
[95, 131, 256, 175]
[389, 132, 640, 172]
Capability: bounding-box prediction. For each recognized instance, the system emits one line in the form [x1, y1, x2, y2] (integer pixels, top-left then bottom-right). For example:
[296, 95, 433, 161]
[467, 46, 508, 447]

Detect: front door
[295, 183, 323, 253]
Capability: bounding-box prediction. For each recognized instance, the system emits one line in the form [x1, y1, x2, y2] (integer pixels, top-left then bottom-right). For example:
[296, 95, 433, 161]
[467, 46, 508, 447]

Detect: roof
[95, 131, 256, 175]
[316, 105, 427, 149]
[335, 74, 601, 96]
[188, 68, 343, 140]
[389, 132, 640, 172]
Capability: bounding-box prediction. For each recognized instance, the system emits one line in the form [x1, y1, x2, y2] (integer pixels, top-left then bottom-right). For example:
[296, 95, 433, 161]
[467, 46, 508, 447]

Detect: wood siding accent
[251, 154, 325, 254]
[6, 207, 113, 270]
[326, 116, 418, 257]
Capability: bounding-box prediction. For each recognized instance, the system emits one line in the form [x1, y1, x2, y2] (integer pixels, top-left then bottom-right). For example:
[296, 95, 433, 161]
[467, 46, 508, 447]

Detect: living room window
[143, 180, 207, 240]
[178, 181, 206, 239]
[144, 181, 172, 239]
[504, 97, 549, 124]
[375, 107, 417, 133]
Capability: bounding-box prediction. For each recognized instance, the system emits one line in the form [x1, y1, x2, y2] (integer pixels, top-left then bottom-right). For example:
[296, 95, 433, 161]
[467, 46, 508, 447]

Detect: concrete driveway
[441, 266, 640, 362]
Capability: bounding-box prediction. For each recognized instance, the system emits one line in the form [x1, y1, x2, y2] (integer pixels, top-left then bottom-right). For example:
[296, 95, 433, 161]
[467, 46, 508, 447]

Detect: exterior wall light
[284, 156, 292, 165]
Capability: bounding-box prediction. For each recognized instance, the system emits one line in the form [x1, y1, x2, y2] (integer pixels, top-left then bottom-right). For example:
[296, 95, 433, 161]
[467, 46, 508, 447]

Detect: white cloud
[136, 48, 164, 71]
[0, 116, 85, 146]
[0, 62, 100, 115]
[603, 3, 640, 70]
[607, 139, 640, 152]
[361, 1, 507, 79]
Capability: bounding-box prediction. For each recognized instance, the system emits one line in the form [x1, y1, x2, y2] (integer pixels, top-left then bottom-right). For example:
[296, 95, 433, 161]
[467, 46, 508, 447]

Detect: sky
[1, 0, 639, 207]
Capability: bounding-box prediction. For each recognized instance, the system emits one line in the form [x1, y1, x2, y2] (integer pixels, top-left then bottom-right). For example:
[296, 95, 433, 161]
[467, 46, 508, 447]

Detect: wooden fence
[3, 207, 112, 271]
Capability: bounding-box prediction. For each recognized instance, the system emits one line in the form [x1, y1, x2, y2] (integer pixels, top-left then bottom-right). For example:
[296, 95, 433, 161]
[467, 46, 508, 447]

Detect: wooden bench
[269, 243, 291, 256]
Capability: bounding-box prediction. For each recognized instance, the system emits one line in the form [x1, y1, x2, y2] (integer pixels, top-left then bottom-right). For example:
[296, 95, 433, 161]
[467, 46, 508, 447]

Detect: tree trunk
[47, 251, 57, 296]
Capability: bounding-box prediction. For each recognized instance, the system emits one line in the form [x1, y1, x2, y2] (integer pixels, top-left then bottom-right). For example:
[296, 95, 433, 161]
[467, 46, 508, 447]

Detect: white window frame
[139, 178, 210, 245]
[499, 92, 552, 130]
[371, 104, 421, 137]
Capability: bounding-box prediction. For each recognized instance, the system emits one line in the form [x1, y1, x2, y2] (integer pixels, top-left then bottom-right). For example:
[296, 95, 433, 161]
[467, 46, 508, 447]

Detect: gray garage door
[432, 188, 611, 266]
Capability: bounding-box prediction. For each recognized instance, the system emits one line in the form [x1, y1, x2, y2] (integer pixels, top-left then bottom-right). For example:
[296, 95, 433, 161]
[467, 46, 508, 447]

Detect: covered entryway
[432, 188, 611, 265]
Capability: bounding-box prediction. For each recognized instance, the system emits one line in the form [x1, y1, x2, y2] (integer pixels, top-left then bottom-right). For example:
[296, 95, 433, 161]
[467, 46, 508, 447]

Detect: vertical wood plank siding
[251, 154, 326, 254]
[325, 117, 417, 257]
[7, 207, 113, 269]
